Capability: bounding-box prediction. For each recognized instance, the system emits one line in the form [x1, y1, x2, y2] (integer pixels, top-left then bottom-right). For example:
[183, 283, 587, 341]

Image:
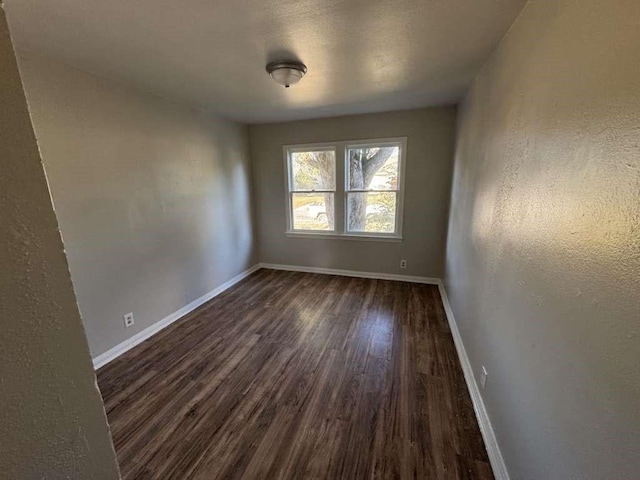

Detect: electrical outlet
[123, 312, 134, 328]
[480, 366, 488, 389]
[400, 259, 407, 269]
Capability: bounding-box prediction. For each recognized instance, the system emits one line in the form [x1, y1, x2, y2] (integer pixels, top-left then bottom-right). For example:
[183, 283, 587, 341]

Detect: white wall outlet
[123, 312, 134, 328]
[480, 365, 488, 389]
[400, 259, 407, 268]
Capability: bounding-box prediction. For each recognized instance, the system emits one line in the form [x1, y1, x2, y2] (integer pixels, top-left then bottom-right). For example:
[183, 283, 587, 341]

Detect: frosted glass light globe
[266, 61, 307, 88]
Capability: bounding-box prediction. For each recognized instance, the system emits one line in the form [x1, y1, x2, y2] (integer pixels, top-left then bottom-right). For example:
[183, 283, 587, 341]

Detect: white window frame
[284, 137, 406, 241]
[284, 143, 338, 234]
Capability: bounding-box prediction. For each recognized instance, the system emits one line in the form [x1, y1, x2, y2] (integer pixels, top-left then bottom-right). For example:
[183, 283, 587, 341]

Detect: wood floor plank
[97, 269, 493, 479]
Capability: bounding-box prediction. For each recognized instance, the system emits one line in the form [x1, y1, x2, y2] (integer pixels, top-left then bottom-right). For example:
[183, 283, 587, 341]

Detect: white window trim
[283, 137, 407, 240]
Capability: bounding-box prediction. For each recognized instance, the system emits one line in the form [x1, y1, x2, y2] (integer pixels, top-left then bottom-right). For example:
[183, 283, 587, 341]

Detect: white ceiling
[5, 0, 527, 123]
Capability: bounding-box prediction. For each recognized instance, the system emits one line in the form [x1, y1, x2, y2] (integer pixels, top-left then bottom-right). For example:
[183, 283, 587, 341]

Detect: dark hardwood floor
[97, 269, 493, 479]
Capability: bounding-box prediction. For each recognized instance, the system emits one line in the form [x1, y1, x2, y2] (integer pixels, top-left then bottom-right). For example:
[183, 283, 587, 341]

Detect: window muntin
[346, 144, 400, 234]
[285, 138, 405, 239]
[286, 148, 336, 232]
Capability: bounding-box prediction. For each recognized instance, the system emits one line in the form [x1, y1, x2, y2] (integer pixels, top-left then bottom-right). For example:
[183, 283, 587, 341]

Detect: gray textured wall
[445, 0, 640, 478]
[0, 11, 120, 478]
[249, 108, 456, 278]
[18, 52, 256, 358]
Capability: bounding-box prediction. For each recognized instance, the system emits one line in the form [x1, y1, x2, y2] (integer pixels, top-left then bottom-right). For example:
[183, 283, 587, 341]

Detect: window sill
[286, 232, 403, 243]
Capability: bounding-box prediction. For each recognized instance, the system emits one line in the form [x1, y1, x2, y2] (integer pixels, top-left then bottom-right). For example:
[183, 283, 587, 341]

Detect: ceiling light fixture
[266, 61, 307, 88]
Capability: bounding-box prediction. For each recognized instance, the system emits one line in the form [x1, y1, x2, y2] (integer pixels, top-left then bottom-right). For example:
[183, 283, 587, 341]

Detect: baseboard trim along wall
[91, 261, 508, 480]
[262, 263, 508, 478]
[93, 263, 439, 370]
[437, 283, 510, 480]
[92, 264, 261, 369]
[263, 263, 507, 478]
[259, 263, 441, 284]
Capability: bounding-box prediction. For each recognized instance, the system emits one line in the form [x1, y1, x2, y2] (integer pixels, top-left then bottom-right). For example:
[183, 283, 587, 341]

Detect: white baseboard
[92, 261, 507, 480]
[437, 282, 510, 480]
[262, 262, 506, 477]
[259, 263, 440, 285]
[92, 264, 261, 370]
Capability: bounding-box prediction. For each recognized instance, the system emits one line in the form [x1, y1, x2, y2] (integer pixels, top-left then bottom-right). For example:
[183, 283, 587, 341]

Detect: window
[287, 147, 336, 231]
[284, 138, 406, 240]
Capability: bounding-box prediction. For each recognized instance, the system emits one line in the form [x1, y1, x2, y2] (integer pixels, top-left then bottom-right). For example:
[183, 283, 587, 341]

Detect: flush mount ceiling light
[266, 61, 307, 88]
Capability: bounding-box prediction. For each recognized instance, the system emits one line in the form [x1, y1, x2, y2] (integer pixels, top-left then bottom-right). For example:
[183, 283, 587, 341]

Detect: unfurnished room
[1, 0, 638, 479]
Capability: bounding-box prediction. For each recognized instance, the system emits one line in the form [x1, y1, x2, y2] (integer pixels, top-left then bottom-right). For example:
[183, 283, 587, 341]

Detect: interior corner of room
[1, 0, 638, 478]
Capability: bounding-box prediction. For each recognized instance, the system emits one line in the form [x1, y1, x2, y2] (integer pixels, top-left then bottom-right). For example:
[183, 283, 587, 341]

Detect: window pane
[347, 146, 399, 190]
[292, 193, 335, 231]
[347, 192, 396, 233]
[291, 150, 336, 191]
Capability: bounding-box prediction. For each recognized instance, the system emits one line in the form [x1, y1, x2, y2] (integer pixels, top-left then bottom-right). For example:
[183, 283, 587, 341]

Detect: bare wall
[17, 52, 256, 358]
[249, 108, 456, 277]
[0, 10, 119, 478]
[445, 0, 640, 478]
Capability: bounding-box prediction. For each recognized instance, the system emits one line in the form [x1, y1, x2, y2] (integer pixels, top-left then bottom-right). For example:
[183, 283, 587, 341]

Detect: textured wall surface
[17, 53, 256, 357]
[446, 0, 640, 478]
[250, 108, 456, 277]
[0, 11, 120, 478]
